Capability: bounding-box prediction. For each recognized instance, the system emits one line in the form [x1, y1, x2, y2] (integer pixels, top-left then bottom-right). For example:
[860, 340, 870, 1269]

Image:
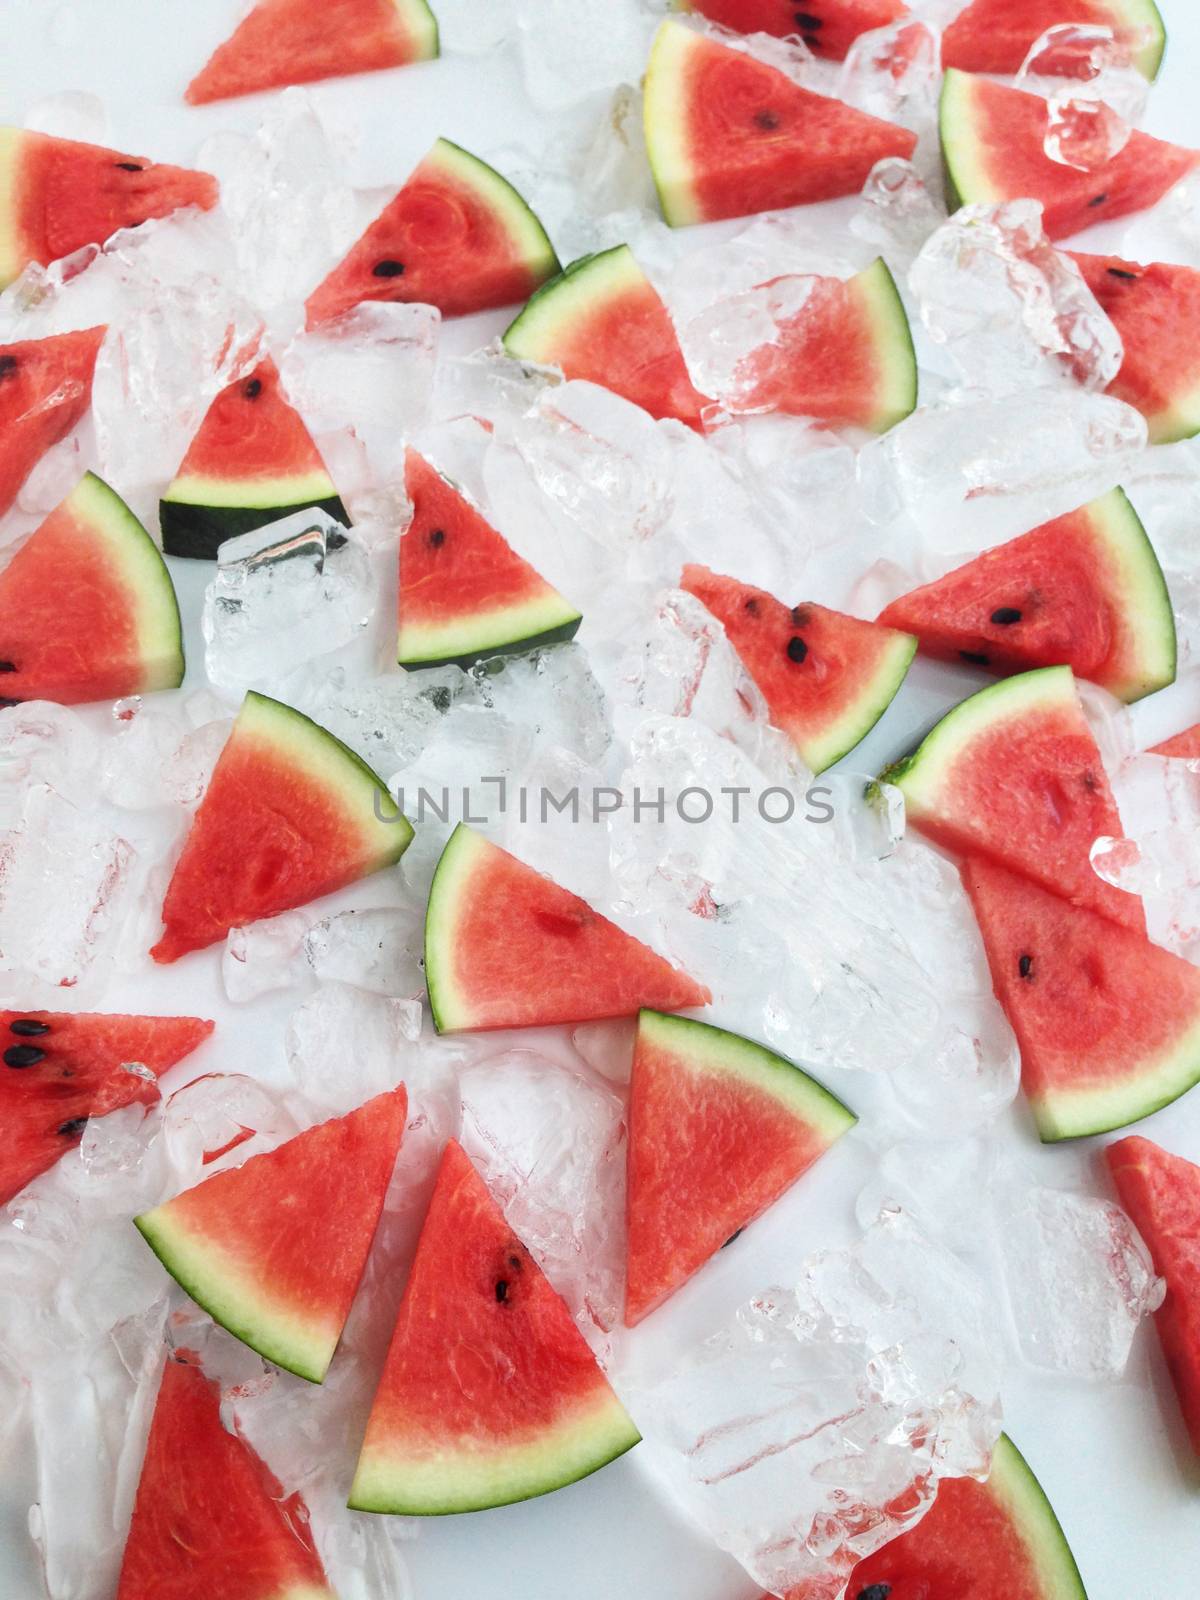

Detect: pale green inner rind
[1086, 486, 1176, 700]
[0, 127, 27, 288]
[642, 21, 704, 228]
[989, 1434, 1089, 1598]
[423, 823, 488, 1032]
[391, 0, 440, 58]
[135, 1209, 336, 1384]
[939, 70, 1002, 212]
[1112, 0, 1168, 79]
[638, 1008, 856, 1141]
[163, 469, 337, 509]
[398, 591, 582, 665]
[1030, 1008, 1200, 1143]
[349, 1390, 641, 1515]
[426, 138, 559, 277]
[854, 258, 919, 433]
[503, 245, 646, 363]
[804, 630, 917, 774]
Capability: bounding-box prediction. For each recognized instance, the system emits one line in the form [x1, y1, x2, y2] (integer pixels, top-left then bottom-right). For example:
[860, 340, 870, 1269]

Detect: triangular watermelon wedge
[0, 128, 218, 289]
[185, 0, 439, 105]
[399, 448, 581, 669]
[349, 1139, 640, 1513]
[626, 1010, 856, 1325]
[160, 356, 346, 560]
[940, 69, 1199, 241]
[117, 1355, 335, 1600]
[135, 1085, 407, 1382]
[306, 138, 560, 327]
[942, 0, 1167, 81]
[877, 488, 1177, 703]
[681, 563, 917, 772]
[1106, 1136, 1200, 1455]
[1151, 724, 1200, 759]
[886, 666, 1142, 931]
[0, 472, 185, 704]
[643, 20, 917, 226]
[963, 856, 1200, 1140]
[1069, 252, 1200, 445]
[0, 1010, 214, 1208]
[424, 825, 710, 1033]
[503, 245, 711, 429]
[0, 325, 105, 516]
[150, 691, 413, 964]
[677, 0, 910, 59]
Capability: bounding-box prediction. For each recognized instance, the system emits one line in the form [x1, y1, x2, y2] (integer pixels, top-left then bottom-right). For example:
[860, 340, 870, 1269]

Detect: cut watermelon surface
[731, 258, 917, 431]
[877, 489, 1177, 702]
[151, 691, 412, 963]
[0, 1011, 213, 1208]
[160, 357, 345, 560]
[186, 0, 439, 104]
[625, 1010, 856, 1325]
[0, 326, 105, 516]
[681, 564, 916, 772]
[677, 0, 910, 57]
[939, 70, 1198, 241]
[963, 857, 1200, 1140]
[1106, 1136, 1200, 1455]
[1070, 252, 1200, 444]
[886, 666, 1142, 931]
[136, 1086, 407, 1383]
[643, 20, 917, 226]
[350, 1139, 640, 1513]
[942, 0, 1167, 80]
[503, 245, 710, 428]
[399, 448, 580, 669]
[0, 472, 184, 705]
[306, 139, 560, 327]
[1151, 724, 1200, 759]
[117, 1355, 334, 1600]
[425, 825, 710, 1033]
[0, 128, 217, 288]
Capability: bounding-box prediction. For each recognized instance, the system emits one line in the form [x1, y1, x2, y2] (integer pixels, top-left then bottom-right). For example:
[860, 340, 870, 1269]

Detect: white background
[2, 2, 1200, 1597]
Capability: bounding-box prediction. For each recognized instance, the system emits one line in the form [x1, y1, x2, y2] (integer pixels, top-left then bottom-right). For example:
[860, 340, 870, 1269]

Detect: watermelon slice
[0, 128, 218, 289]
[886, 666, 1141, 931]
[399, 448, 581, 670]
[0, 472, 185, 705]
[0, 1011, 214, 1208]
[0, 326, 105, 516]
[877, 488, 1177, 703]
[681, 564, 917, 772]
[424, 825, 710, 1033]
[942, 0, 1166, 81]
[642, 20, 917, 227]
[350, 1139, 640, 1513]
[136, 1086, 407, 1383]
[1151, 724, 1200, 759]
[1069, 252, 1200, 445]
[828, 1433, 1087, 1600]
[729, 259, 917, 430]
[675, 0, 910, 58]
[625, 1010, 856, 1325]
[502, 245, 710, 429]
[186, 0, 439, 105]
[306, 139, 560, 328]
[1106, 1136, 1200, 1455]
[963, 856, 1200, 1140]
[160, 356, 345, 561]
[939, 70, 1199, 241]
[151, 691, 413, 964]
[117, 1355, 334, 1600]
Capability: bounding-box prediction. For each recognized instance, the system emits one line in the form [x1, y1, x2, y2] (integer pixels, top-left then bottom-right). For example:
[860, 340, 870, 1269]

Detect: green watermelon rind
[986, 1434, 1089, 1597]
[1107, 0, 1168, 80]
[939, 69, 990, 215]
[1082, 487, 1176, 701]
[806, 626, 918, 774]
[853, 257, 919, 434]
[1032, 1017, 1200, 1143]
[392, 0, 441, 58]
[502, 245, 644, 365]
[425, 138, 560, 284]
[159, 495, 350, 561]
[642, 20, 706, 228]
[398, 607, 583, 672]
[424, 824, 493, 1034]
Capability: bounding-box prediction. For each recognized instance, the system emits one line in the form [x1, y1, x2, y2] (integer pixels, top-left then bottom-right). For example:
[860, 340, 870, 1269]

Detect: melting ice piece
[222, 909, 313, 1004]
[851, 156, 946, 275]
[278, 661, 468, 777]
[160, 1072, 299, 1186]
[516, 0, 655, 110]
[839, 20, 941, 146]
[0, 703, 99, 815]
[285, 983, 420, 1119]
[102, 694, 232, 812]
[1094, 746, 1200, 963]
[304, 904, 425, 998]
[202, 510, 373, 695]
[1017, 25, 1148, 172]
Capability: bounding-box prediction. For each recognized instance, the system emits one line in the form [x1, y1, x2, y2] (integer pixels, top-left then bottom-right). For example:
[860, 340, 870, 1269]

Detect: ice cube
[1094, 747, 1200, 962]
[304, 905, 425, 997]
[284, 983, 420, 1120]
[101, 694, 232, 812]
[516, 0, 656, 110]
[851, 156, 947, 277]
[839, 21, 941, 160]
[160, 1073, 301, 1186]
[1017, 25, 1148, 171]
[277, 662, 466, 778]
[572, 1017, 638, 1084]
[222, 910, 314, 1004]
[0, 703, 100, 815]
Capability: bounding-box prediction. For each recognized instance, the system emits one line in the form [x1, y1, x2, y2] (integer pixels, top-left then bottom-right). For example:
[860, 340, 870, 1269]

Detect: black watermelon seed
[1107, 267, 1139, 281]
[1083, 770, 1098, 791]
[10, 1018, 49, 1036]
[4, 1044, 45, 1068]
[959, 650, 991, 665]
[243, 377, 263, 399]
[114, 161, 143, 172]
[0, 355, 17, 381]
[744, 597, 760, 616]
[0, 662, 15, 674]
[429, 528, 445, 547]
[57, 1117, 88, 1138]
[856, 1586, 893, 1600]
[787, 636, 809, 664]
[795, 11, 821, 28]
[722, 1228, 744, 1249]
[495, 1279, 509, 1303]
[990, 607, 1022, 625]
[1088, 193, 1109, 208]
[508, 1253, 522, 1269]
[373, 259, 405, 278]
[1019, 953, 1034, 979]
[754, 109, 781, 130]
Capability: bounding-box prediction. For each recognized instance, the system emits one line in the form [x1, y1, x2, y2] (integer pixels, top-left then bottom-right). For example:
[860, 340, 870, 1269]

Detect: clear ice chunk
[1017, 26, 1148, 172]
[284, 983, 420, 1120]
[304, 905, 425, 998]
[101, 694, 232, 812]
[222, 910, 315, 1004]
[0, 703, 100, 816]
[851, 156, 947, 277]
[839, 21, 941, 151]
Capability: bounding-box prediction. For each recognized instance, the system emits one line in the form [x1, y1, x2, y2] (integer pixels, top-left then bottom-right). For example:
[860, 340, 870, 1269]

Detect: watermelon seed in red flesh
[942, 0, 1167, 81]
[0, 326, 106, 517]
[677, 0, 910, 59]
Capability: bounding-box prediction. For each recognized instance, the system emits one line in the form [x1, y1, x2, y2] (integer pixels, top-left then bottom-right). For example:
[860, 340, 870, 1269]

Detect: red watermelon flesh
[0, 1011, 213, 1208]
[1106, 1135, 1200, 1455]
[349, 1140, 640, 1514]
[1070, 252, 1200, 444]
[940, 71, 1198, 242]
[963, 856, 1200, 1140]
[186, 0, 439, 105]
[680, 0, 910, 58]
[0, 129, 218, 288]
[1151, 724, 1200, 760]
[643, 21, 917, 226]
[0, 326, 105, 516]
[136, 1086, 407, 1383]
[943, 0, 1166, 80]
[117, 1356, 334, 1600]
[681, 564, 916, 772]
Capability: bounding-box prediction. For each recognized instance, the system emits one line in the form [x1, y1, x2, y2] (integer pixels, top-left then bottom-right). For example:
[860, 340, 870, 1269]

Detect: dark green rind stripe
[159, 496, 350, 561]
[398, 615, 582, 673]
